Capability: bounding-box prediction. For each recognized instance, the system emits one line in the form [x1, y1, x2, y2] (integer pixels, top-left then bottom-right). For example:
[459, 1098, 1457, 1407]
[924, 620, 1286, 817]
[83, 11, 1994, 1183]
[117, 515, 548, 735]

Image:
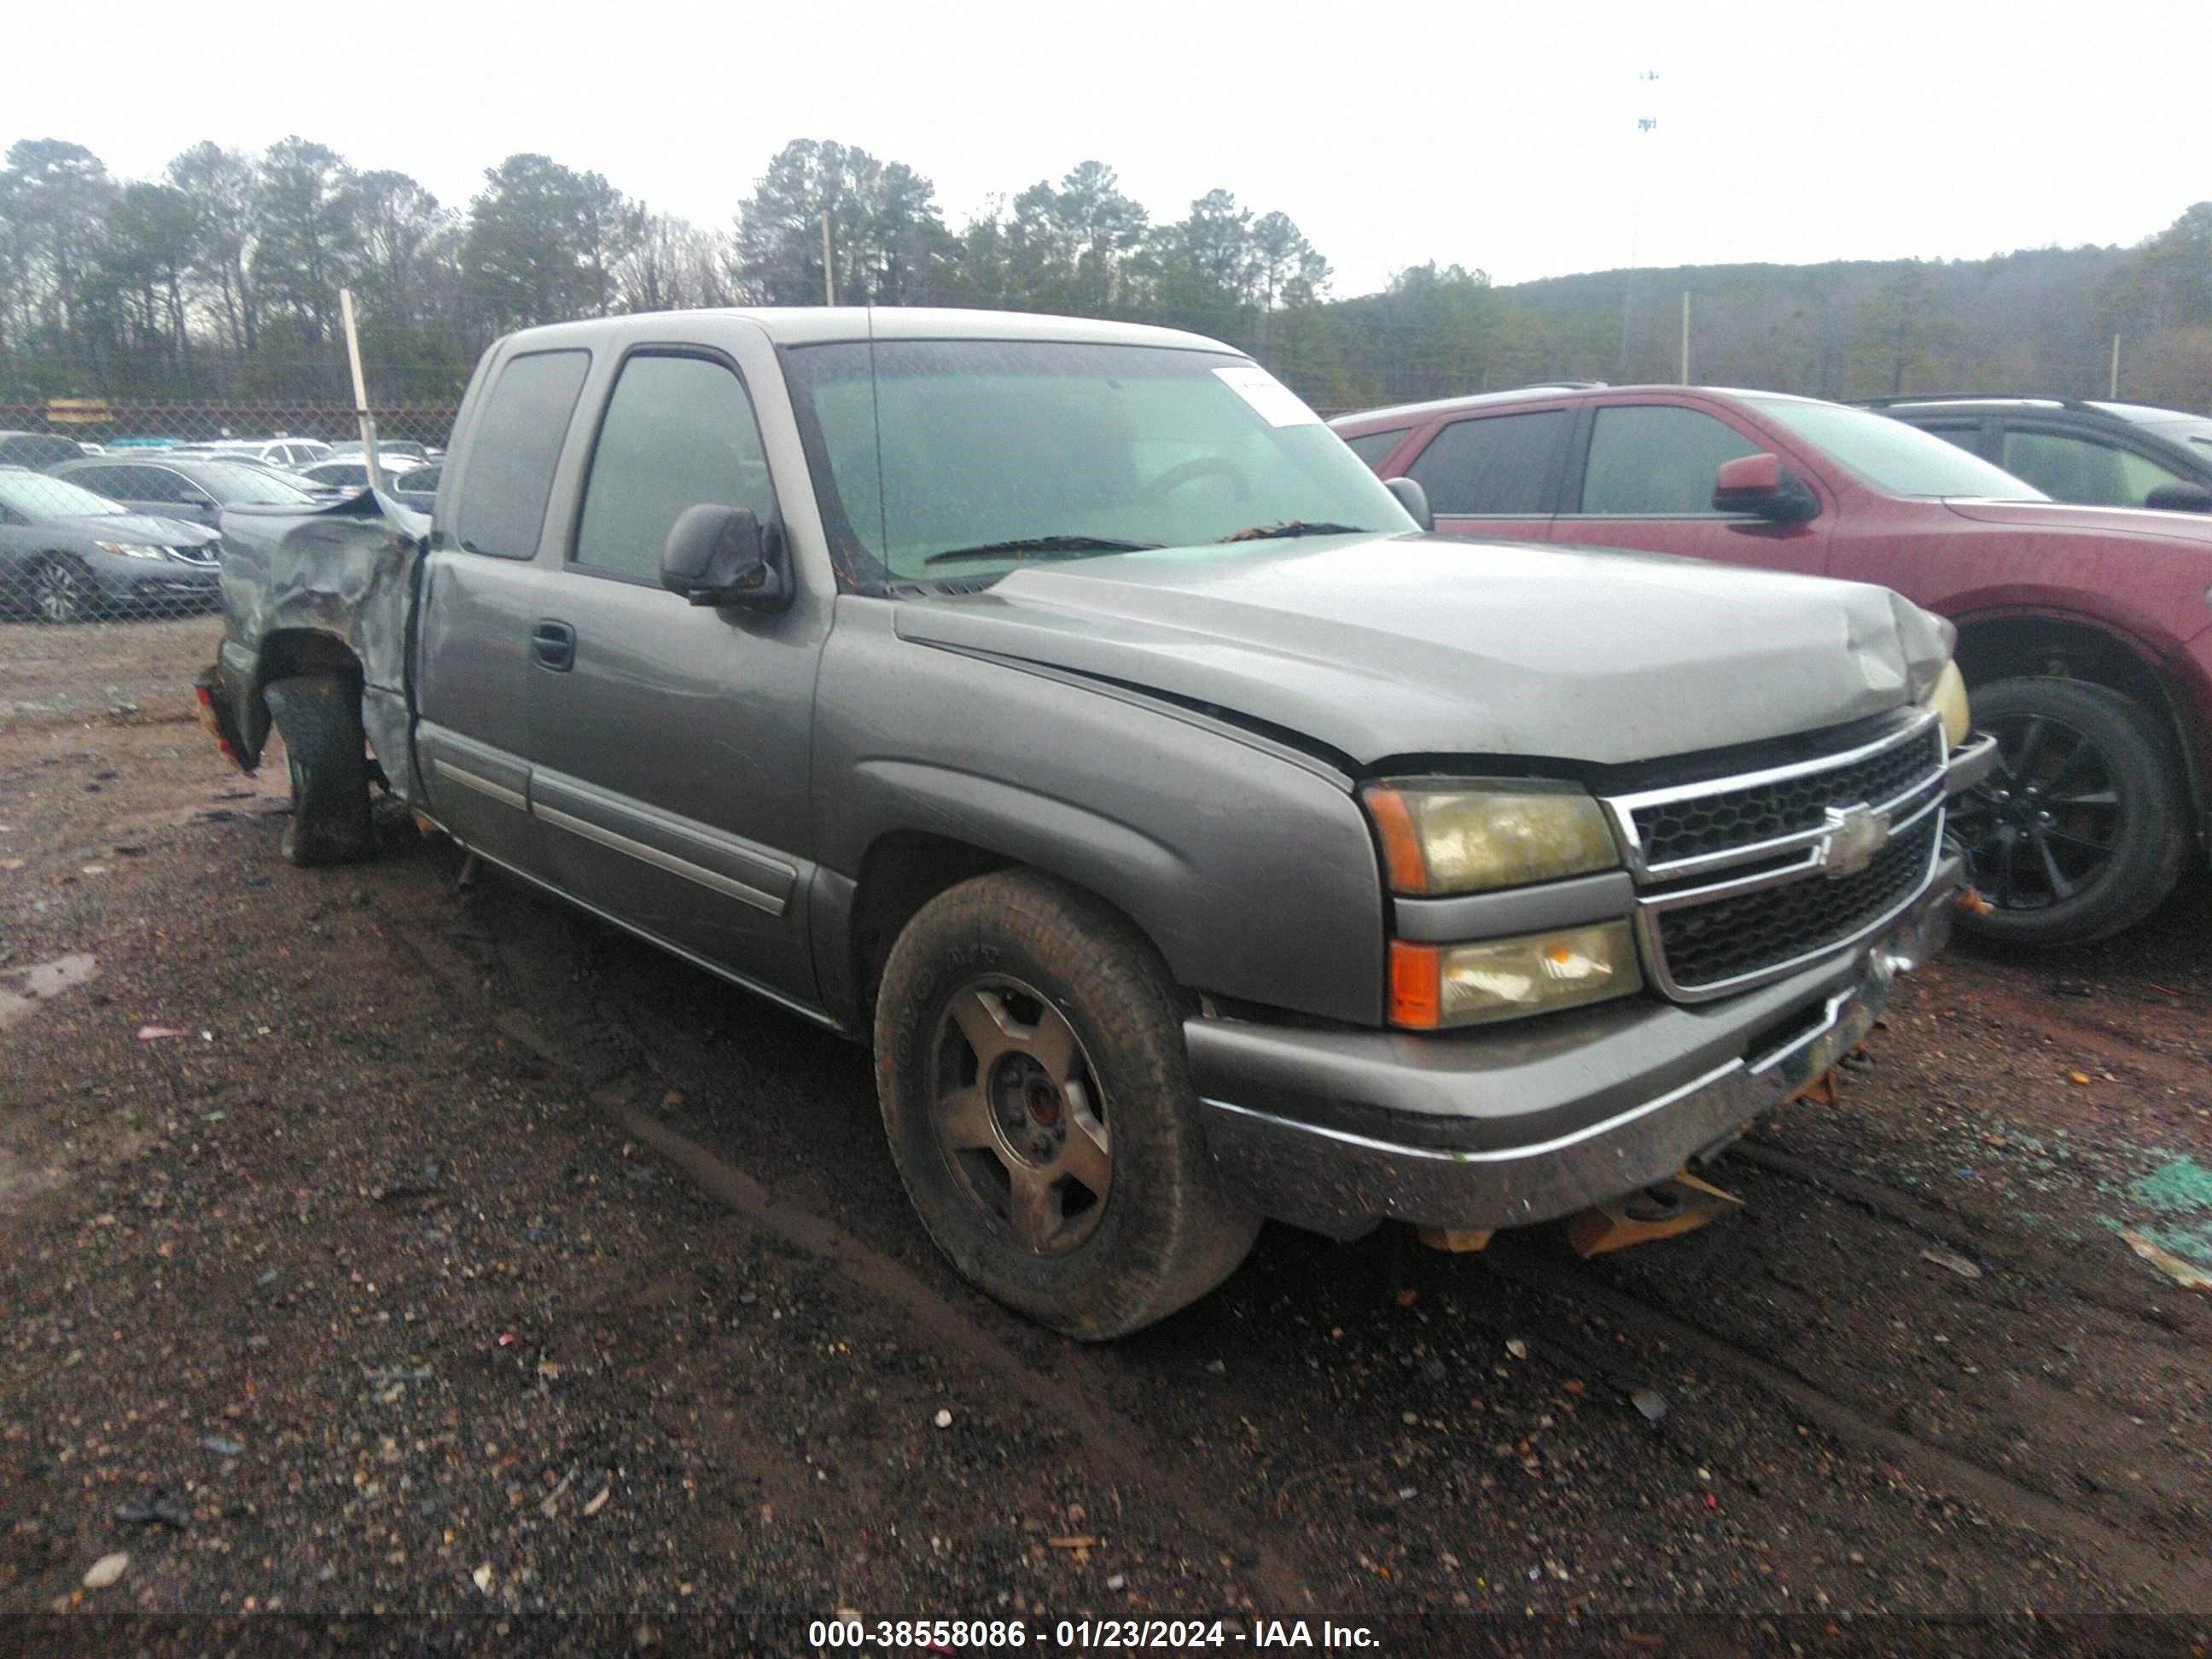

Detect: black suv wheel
[1949, 678, 2186, 945]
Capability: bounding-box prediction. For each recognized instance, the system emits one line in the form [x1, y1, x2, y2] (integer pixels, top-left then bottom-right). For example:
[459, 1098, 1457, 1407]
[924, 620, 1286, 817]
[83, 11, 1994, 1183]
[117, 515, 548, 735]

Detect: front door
[1545, 402, 1833, 577]
[526, 346, 829, 1010]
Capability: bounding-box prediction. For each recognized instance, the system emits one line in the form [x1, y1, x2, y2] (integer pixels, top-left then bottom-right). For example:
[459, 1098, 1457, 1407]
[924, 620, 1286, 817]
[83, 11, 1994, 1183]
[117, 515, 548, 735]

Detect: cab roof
[501, 306, 1240, 356]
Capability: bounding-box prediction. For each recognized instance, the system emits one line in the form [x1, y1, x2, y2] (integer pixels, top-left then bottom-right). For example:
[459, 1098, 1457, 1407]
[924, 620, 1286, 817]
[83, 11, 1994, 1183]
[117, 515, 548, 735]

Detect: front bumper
[90, 554, 221, 603]
[1190, 849, 1964, 1238]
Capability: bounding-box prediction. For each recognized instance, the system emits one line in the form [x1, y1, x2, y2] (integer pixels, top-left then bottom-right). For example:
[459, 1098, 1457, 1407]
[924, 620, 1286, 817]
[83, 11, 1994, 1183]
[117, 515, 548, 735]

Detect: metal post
[2110, 334, 2122, 399]
[822, 212, 835, 307]
[1680, 291, 1691, 383]
[338, 288, 381, 493]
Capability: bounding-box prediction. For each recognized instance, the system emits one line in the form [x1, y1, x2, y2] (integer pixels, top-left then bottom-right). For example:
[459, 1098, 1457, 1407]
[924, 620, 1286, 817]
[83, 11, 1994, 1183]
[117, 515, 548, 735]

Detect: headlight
[95, 540, 166, 560]
[1388, 922, 1643, 1028]
[1362, 779, 1620, 894]
[1918, 659, 1970, 748]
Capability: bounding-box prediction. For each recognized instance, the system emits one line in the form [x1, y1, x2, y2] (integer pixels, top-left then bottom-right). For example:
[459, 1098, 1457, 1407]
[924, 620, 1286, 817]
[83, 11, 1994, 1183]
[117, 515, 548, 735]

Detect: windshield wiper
[1215, 521, 1368, 543]
[923, 534, 1161, 566]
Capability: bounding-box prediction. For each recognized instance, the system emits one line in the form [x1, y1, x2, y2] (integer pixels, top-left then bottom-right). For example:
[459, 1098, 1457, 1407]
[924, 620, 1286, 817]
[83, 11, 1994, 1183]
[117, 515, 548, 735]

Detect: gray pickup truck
[197, 308, 1994, 1336]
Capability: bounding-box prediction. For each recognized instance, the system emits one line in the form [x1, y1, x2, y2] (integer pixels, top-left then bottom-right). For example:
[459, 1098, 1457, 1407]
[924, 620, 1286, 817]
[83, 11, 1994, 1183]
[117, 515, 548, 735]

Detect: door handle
[530, 619, 576, 672]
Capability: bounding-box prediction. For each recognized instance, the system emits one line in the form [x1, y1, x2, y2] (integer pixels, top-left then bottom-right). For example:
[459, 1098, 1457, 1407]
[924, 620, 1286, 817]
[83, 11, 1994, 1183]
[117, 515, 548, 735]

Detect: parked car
[1865, 395, 2212, 513]
[174, 437, 335, 471]
[324, 439, 437, 464]
[0, 431, 89, 469]
[167, 451, 350, 504]
[0, 464, 222, 623]
[1332, 384, 2212, 945]
[196, 309, 1984, 1337]
[388, 463, 439, 511]
[295, 458, 386, 492]
[49, 455, 323, 529]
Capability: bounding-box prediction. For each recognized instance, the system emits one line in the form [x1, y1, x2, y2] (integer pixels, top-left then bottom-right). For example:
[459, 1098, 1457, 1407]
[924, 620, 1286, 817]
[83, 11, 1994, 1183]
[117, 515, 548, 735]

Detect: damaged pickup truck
[198, 308, 1995, 1337]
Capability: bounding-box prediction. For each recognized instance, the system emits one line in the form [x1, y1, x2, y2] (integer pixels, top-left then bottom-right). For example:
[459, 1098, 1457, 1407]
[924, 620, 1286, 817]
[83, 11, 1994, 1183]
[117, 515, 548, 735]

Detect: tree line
[3, 132, 2209, 416]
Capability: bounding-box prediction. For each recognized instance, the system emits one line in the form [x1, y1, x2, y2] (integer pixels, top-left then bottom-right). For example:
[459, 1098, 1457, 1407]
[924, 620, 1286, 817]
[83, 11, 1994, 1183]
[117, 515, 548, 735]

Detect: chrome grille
[1653, 809, 1941, 993]
[1602, 709, 1950, 1003]
[1631, 724, 1942, 867]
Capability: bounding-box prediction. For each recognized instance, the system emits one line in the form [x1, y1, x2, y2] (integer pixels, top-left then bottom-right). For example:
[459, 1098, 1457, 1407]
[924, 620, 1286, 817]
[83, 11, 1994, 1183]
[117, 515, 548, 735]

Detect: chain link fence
[0, 403, 456, 729]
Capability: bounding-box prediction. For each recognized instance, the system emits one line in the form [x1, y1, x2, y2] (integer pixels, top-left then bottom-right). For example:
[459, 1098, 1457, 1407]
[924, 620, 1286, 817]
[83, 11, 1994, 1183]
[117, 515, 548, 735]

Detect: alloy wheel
[926, 975, 1111, 1254]
[37, 562, 85, 625]
[1950, 711, 2123, 911]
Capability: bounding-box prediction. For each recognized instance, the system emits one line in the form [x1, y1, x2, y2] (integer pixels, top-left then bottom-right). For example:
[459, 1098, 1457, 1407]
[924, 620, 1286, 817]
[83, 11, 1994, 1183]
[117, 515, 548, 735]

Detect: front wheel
[873, 870, 1260, 1339]
[36, 558, 94, 625]
[1949, 677, 2186, 946]
[260, 673, 375, 866]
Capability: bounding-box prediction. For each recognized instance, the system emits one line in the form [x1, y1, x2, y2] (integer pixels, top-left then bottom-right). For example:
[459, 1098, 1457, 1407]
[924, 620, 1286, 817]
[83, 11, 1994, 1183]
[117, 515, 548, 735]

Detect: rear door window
[1405, 411, 1569, 515]
[1911, 419, 1994, 461]
[137, 468, 202, 505]
[2000, 428, 2190, 508]
[1573, 405, 1761, 515]
[451, 348, 591, 559]
[570, 353, 778, 583]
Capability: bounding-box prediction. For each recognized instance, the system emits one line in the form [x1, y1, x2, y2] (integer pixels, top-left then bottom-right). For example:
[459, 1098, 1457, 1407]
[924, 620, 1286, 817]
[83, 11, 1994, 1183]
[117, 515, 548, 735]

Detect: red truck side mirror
[1713, 453, 1819, 523]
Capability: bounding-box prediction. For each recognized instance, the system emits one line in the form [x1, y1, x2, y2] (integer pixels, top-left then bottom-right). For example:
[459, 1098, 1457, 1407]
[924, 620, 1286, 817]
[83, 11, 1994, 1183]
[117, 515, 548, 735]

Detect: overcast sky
[12, 0, 2212, 295]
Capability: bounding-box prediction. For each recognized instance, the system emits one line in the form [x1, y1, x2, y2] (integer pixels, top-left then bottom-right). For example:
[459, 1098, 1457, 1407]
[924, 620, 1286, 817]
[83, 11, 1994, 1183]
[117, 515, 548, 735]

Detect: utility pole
[822, 212, 835, 306]
[1680, 291, 1691, 382]
[1621, 69, 1661, 380]
[2110, 334, 2122, 399]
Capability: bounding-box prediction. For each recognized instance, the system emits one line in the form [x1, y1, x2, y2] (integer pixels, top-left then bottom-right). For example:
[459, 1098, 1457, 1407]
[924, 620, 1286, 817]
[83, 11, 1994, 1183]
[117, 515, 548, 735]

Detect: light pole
[1621, 69, 1661, 380]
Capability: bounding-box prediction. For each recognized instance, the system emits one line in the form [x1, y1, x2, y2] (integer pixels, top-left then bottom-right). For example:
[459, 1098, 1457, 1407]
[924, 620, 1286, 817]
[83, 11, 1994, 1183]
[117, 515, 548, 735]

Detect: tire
[36, 557, 94, 625]
[261, 673, 375, 867]
[873, 870, 1261, 1340]
[1950, 677, 2187, 946]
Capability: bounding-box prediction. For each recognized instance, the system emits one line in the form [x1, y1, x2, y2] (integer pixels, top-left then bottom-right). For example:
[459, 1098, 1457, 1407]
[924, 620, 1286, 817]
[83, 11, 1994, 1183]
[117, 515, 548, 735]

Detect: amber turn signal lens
[1365, 787, 1429, 894]
[1388, 940, 1441, 1029]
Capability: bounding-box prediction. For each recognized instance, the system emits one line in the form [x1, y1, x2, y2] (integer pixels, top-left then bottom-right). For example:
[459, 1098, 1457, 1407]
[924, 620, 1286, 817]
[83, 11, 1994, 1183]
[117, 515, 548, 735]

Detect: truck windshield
[782, 339, 1414, 591]
[1743, 396, 2049, 501]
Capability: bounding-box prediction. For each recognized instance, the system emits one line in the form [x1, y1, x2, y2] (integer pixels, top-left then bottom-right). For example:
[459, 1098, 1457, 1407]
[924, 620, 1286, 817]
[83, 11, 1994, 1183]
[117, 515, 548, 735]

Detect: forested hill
[1481, 244, 2152, 404]
[3, 129, 2208, 418]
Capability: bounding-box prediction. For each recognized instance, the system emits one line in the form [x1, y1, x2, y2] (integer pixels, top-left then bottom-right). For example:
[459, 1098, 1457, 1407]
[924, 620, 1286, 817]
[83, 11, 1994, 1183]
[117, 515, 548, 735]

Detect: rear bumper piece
[1190, 850, 1963, 1239]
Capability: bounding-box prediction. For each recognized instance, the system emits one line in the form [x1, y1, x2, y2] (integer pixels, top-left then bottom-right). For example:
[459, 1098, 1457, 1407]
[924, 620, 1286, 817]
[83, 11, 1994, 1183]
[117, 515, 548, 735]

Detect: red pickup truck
[1333, 386, 2212, 946]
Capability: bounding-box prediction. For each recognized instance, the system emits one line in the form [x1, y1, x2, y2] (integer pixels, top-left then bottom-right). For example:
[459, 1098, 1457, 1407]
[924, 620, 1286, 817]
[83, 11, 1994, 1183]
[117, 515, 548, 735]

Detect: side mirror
[2144, 482, 2212, 513]
[1714, 452, 1819, 523]
[661, 504, 791, 610]
[1382, 474, 1434, 533]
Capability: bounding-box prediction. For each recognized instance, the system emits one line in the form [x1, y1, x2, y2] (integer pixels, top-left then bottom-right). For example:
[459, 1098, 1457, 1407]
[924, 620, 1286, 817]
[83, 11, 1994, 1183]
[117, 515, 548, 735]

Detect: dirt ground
[3, 687, 2210, 1654]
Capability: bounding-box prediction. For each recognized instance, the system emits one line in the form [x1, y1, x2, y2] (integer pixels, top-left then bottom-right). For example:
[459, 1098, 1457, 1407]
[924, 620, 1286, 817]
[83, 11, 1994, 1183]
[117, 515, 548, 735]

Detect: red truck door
[1544, 401, 1833, 578]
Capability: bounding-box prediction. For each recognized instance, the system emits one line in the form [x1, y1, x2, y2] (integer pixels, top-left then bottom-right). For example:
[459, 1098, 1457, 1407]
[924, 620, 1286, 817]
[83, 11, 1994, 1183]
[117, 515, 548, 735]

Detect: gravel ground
[3, 705, 2210, 1655]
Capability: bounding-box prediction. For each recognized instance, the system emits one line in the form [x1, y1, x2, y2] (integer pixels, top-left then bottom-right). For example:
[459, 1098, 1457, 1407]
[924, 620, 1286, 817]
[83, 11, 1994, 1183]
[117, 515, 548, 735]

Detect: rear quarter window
[451, 348, 591, 559]
[1340, 427, 1411, 469]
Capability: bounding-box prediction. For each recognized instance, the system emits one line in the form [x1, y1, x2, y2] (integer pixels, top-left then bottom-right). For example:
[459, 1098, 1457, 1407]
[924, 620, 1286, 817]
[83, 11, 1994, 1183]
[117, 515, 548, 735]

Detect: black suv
[1864, 395, 2212, 513]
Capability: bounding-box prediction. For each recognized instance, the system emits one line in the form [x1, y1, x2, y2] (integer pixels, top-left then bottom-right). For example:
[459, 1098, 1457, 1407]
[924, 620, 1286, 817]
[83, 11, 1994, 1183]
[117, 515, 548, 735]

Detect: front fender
[812, 603, 1387, 1027]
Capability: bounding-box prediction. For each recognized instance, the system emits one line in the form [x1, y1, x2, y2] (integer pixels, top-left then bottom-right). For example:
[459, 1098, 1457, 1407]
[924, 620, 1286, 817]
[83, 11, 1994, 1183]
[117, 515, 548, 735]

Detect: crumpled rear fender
[217, 488, 430, 777]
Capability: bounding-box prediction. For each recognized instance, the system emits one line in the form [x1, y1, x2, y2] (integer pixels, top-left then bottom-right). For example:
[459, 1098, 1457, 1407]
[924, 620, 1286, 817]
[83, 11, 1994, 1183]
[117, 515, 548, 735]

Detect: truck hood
[1943, 497, 2212, 550]
[894, 533, 1952, 768]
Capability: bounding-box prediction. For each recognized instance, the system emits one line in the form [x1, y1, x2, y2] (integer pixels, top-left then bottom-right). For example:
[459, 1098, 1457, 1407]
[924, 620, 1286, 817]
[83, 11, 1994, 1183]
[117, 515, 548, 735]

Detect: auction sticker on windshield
[1214, 364, 1322, 427]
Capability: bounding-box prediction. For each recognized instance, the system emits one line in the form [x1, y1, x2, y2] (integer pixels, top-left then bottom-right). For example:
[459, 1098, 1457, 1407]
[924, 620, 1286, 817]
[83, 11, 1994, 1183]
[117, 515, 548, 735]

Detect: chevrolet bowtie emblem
[1819, 802, 1890, 877]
